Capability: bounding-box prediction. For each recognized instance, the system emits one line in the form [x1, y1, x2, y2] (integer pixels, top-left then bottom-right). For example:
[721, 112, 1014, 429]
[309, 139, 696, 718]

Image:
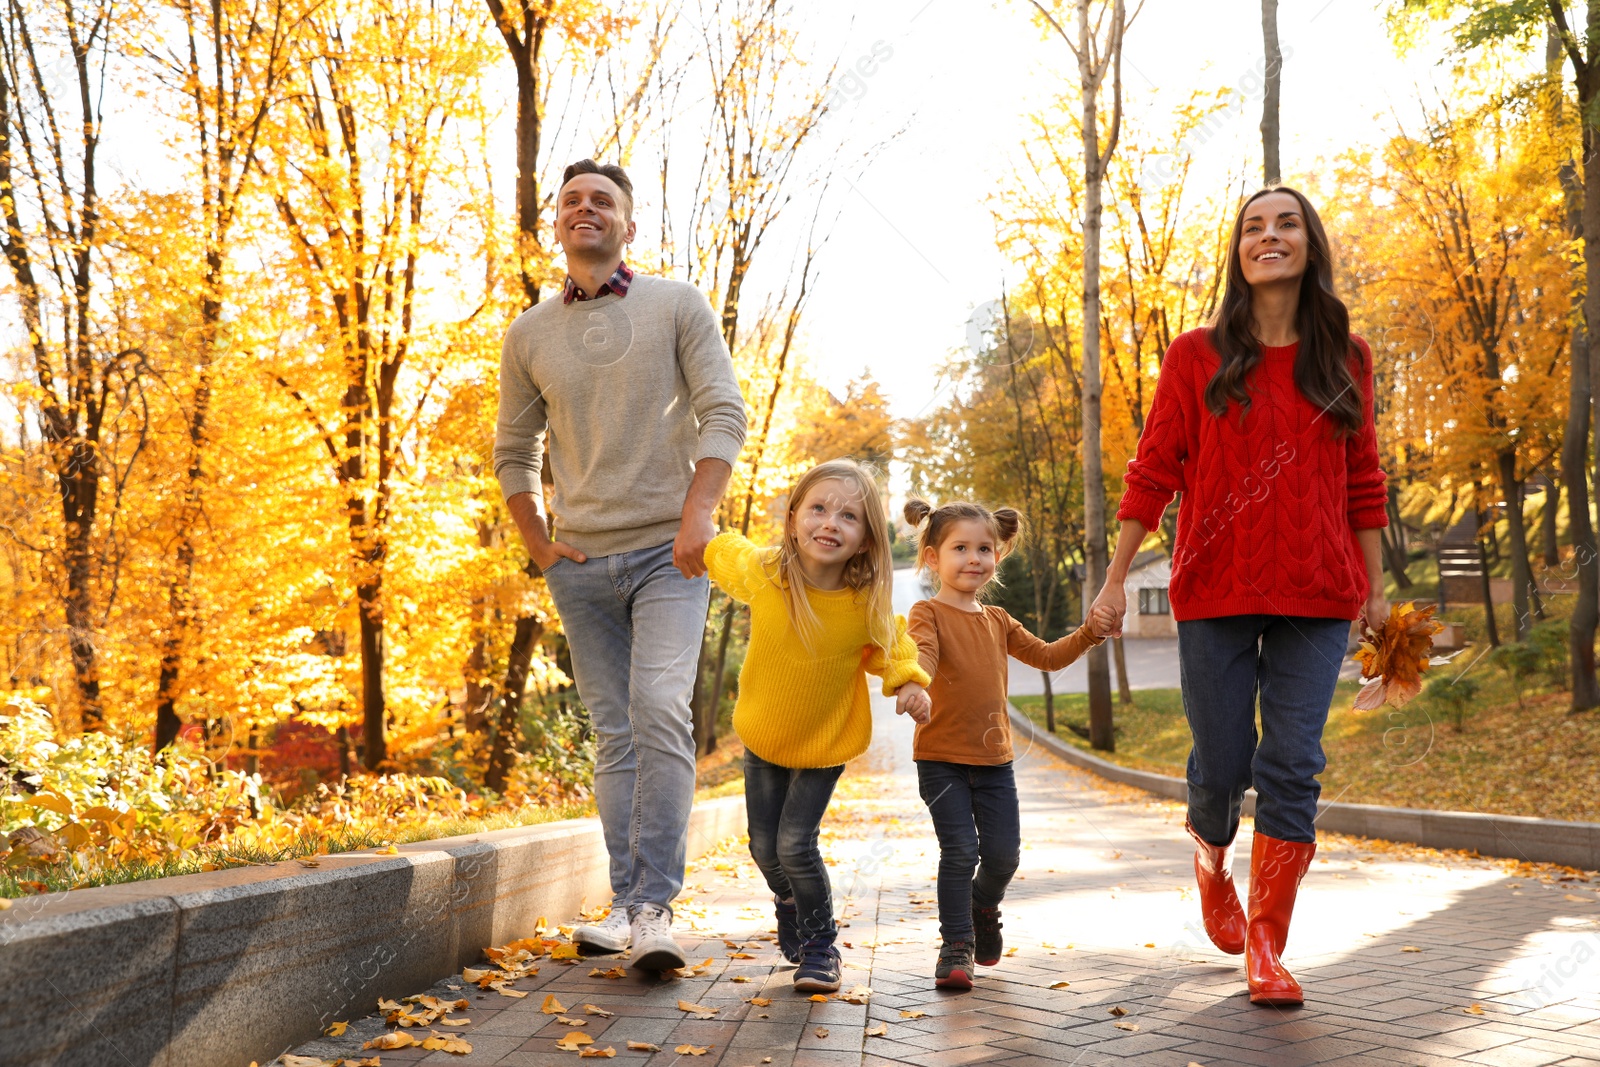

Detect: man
[494, 159, 746, 970]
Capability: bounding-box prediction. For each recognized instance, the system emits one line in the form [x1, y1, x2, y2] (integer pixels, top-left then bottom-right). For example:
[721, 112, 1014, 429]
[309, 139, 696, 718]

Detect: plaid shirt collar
[561, 261, 633, 305]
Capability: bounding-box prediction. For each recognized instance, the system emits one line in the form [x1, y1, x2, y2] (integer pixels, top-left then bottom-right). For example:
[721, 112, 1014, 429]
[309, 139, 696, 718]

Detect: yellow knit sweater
[704, 531, 930, 768]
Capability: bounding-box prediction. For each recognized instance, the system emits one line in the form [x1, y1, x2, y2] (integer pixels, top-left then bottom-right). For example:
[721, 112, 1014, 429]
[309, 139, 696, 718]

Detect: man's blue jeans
[916, 760, 1021, 943]
[541, 540, 708, 910]
[1178, 614, 1350, 846]
[743, 749, 843, 946]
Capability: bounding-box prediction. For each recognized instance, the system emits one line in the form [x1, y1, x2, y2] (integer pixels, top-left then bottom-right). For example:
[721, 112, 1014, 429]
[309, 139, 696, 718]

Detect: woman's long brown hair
[1206, 186, 1363, 438]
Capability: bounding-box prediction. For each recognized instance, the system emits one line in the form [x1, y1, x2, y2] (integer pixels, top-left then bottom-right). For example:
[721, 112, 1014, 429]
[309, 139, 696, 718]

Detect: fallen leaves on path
[1113, 1021, 1139, 1032]
[588, 966, 627, 979]
[1049, 981, 1071, 989]
[837, 985, 872, 1004]
[1464, 1004, 1485, 1015]
[626, 1041, 661, 1051]
[674, 1045, 709, 1056]
[420, 1032, 472, 1053]
[814, 1028, 829, 1038]
[865, 1023, 887, 1037]
[899, 1009, 926, 1019]
[323, 1022, 347, 1036]
[582, 1004, 613, 1016]
[555, 1031, 593, 1050]
[578, 1048, 615, 1058]
[363, 1031, 415, 1050]
[1108, 1005, 1128, 1016]
[542, 994, 568, 1014]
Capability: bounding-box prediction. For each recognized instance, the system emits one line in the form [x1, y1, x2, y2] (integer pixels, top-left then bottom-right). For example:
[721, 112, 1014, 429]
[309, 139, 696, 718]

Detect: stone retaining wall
[1011, 707, 1600, 870]
[0, 795, 747, 1067]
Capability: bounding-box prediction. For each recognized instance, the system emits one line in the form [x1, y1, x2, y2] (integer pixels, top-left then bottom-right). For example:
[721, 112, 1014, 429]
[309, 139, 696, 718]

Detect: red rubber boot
[1245, 832, 1317, 1006]
[1187, 821, 1246, 955]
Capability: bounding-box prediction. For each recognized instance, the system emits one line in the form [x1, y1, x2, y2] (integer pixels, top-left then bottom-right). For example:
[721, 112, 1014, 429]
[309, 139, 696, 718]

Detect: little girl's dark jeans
[743, 748, 844, 945]
[916, 759, 1021, 943]
[1178, 614, 1350, 846]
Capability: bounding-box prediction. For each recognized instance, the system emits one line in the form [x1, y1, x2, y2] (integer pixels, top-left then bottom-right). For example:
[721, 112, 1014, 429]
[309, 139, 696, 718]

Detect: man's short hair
[561, 159, 634, 219]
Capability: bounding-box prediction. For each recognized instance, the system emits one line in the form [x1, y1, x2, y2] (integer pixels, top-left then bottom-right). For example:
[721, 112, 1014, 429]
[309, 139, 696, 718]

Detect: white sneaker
[572, 905, 630, 953]
[629, 903, 686, 971]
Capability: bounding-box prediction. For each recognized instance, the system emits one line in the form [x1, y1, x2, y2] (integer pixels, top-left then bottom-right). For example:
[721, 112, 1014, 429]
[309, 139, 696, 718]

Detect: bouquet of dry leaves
[1353, 601, 1459, 710]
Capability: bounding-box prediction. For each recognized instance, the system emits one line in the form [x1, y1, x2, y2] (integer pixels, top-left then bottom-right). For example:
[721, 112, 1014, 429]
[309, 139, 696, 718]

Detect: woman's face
[1237, 191, 1309, 289]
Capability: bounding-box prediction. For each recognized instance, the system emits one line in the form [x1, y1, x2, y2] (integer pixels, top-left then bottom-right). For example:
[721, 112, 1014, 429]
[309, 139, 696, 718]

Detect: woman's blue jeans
[743, 749, 843, 946]
[1178, 614, 1350, 846]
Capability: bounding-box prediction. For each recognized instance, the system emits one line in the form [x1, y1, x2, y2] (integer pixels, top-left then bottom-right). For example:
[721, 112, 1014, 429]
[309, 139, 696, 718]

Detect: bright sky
[793, 0, 1460, 419]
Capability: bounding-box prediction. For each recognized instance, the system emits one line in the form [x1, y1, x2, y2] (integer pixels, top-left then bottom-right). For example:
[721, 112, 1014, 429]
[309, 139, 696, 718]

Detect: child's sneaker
[934, 939, 975, 990]
[972, 905, 1003, 966]
[792, 939, 842, 993]
[774, 897, 801, 963]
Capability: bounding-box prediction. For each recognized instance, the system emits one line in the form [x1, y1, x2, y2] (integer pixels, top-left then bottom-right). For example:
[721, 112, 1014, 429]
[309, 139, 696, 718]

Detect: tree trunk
[1384, 483, 1412, 588]
[1260, 0, 1282, 186]
[1497, 453, 1534, 641]
[359, 575, 386, 769]
[1077, 0, 1124, 754]
[1111, 636, 1132, 705]
[1541, 482, 1560, 566]
[1041, 670, 1055, 734]
[487, 614, 543, 792]
[1477, 533, 1501, 648]
[1562, 152, 1600, 705]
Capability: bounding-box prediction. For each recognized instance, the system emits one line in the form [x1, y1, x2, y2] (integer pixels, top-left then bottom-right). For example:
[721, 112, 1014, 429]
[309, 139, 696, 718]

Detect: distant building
[1120, 549, 1174, 637]
[1072, 549, 1173, 637]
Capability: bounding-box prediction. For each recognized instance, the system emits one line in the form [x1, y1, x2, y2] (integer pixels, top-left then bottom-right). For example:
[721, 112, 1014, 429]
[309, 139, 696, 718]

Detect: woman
[1092, 187, 1388, 1006]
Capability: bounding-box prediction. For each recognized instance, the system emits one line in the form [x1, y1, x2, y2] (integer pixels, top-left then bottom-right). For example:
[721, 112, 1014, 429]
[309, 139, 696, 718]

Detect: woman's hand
[1090, 580, 1127, 639]
[1363, 590, 1390, 634]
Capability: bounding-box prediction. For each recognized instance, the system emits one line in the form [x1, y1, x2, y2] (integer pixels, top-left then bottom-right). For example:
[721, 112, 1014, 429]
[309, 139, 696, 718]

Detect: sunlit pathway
[278, 683, 1600, 1067]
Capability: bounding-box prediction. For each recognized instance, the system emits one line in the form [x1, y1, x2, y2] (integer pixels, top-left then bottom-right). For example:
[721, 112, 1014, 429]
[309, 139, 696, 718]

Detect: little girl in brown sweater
[904, 499, 1118, 990]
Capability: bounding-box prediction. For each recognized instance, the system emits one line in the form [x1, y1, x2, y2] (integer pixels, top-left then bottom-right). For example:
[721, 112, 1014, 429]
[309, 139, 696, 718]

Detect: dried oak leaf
[363, 1031, 417, 1050]
[323, 1021, 348, 1037]
[582, 1004, 613, 1017]
[555, 1031, 594, 1050]
[865, 1023, 888, 1037]
[674, 1045, 709, 1056]
[899, 1010, 926, 1019]
[578, 1048, 616, 1058]
[626, 1041, 661, 1052]
[541, 994, 568, 1015]
[1107, 1005, 1128, 1017]
[814, 1027, 829, 1038]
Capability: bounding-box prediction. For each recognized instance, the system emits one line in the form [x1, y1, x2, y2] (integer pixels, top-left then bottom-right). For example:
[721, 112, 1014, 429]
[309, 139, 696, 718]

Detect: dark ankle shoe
[934, 939, 975, 990]
[972, 905, 1003, 967]
[774, 897, 801, 964]
[793, 940, 841, 993]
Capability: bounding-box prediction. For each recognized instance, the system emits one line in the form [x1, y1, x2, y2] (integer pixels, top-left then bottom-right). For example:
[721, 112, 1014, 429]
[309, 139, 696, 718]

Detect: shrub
[1490, 641, 1542, 709]
[1420, 672, 1479, 732]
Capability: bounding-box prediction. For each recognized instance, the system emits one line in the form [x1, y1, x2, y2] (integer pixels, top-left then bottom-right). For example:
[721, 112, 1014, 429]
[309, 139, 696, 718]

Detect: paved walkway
[279, 690, 1600, 1067]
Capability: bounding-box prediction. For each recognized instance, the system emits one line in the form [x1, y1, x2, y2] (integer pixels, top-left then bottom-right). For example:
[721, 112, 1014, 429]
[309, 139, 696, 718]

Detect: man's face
[556, 173, 636, 263]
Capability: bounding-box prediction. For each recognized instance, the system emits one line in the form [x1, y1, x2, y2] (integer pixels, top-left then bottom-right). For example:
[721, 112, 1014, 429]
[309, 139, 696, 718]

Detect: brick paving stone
[272, 685, 1600, 1067]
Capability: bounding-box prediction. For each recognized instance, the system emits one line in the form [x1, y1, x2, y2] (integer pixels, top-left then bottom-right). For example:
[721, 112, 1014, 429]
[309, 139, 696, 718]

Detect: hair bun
[903, 498, 932, 526]
[991, 507, 1023, 542]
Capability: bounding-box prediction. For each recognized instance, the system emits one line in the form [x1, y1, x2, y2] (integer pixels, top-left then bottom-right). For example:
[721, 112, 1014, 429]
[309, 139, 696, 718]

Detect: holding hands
[1087, 602, 1121, 639]
[896, 681, 932, 724]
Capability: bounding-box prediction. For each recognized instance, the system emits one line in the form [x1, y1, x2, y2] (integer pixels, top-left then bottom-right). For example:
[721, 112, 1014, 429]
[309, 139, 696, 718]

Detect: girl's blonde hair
[903, 498, 1023, 588]
[769, 459, 897, 654]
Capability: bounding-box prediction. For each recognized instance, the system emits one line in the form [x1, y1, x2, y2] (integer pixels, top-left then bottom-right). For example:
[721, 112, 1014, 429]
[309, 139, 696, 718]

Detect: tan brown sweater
[908, 598, 1105, 765]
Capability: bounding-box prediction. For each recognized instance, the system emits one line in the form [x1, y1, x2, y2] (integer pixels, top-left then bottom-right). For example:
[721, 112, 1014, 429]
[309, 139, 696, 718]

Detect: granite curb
[0, 794, 747, 1067]
[1010, 704, 1600, 870]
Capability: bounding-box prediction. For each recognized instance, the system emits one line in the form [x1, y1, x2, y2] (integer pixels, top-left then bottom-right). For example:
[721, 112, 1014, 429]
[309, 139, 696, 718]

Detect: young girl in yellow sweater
[905, 498, 1118, 990]
[704, 459, 931, 993]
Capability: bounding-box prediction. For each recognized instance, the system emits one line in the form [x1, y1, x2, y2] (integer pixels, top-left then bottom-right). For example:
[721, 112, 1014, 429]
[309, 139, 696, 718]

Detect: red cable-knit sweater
[1116, 328, 1388, 623]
